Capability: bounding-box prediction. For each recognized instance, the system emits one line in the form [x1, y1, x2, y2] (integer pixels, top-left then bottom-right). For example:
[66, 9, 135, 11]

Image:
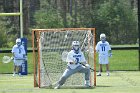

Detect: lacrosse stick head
[2, 56, 13, 63]
[61, 51, 68, 62]
[85, 46, 94, 58]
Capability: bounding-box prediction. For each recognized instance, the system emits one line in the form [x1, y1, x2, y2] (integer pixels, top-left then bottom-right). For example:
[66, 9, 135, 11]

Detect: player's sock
[85, 80, 90, 87]
[18, 73, 22, 77]
[13, 72, 16, 76]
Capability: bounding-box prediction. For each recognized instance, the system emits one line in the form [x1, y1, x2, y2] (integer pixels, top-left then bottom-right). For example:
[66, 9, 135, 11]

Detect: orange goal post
[32, 28, 96, 88]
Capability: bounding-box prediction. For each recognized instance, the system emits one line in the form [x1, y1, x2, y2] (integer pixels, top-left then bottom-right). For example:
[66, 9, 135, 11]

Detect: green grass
[109, 50, 139, 70]
[0, 50, 139, 73]
[95, 50, 139, 71]
[0, 49, 139, 93]
[0, 71, 140, 93]
[111, 44, 139, 47]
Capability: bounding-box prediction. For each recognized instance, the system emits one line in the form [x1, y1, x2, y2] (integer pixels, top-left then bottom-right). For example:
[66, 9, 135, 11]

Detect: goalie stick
[2, 56, 13, 63]
[78, 62, 94, 71]
[81, 31, 94, 57]
[2, 56, 27, 63]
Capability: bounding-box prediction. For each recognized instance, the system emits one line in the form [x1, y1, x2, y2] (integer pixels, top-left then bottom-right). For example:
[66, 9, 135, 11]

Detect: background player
[96, 33, 112, 76]
[12, 38, 26, 76]
[54, 41, 90, 89]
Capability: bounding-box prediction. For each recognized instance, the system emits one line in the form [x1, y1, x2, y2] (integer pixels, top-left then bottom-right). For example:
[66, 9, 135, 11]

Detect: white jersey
[11, 45, 26, 59]
[66, 50, 86, 69]
[96, 41, 111, 56]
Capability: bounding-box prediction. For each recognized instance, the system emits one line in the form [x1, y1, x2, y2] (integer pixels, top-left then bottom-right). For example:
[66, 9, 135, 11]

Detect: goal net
[32, 28, 96, 88]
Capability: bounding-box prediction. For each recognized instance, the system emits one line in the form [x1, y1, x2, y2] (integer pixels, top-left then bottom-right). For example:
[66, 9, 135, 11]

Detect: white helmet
[72, 41, 80, 52]
[16, 38, 21, 43]
[100, 33, 106, 41]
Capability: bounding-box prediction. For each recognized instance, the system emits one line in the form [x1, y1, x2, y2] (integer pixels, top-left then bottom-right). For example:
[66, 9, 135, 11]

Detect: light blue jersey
[96, 41, 111, 56]
[66, 50, 86, 69]
[11, 45, 26, 59]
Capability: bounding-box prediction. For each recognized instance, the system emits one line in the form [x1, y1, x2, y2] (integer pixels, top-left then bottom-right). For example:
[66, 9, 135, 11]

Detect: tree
[95, 0, 138, 44]
[34, 1, 64, 28]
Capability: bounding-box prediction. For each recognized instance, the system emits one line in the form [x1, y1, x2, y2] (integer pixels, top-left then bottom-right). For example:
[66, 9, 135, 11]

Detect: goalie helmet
[100, 33, 106, 42]
[16, 38, 21, 46]
[72, 41, 80, 53]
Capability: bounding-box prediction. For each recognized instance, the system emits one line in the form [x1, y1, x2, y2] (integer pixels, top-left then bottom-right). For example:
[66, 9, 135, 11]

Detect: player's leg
[54, 67, 78, 89]
[13, 65, 16, 76]
[101, 65, 103, 72]
[18, 65, 22, 76]
[17, 60, 22, 76]
[105, 56, 110, 76]
[13, 61, 18, 76]
[106, 64, 109, 76]
[97, 64, 102, 76]
[97, 56, 103, 76]
[78, 66, 90, 87]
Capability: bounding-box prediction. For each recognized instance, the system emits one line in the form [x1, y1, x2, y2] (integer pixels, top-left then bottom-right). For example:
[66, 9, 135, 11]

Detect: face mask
[101, 37, 106, 43]
[73, 45, 79, 51]
[17, 42, 21, 46]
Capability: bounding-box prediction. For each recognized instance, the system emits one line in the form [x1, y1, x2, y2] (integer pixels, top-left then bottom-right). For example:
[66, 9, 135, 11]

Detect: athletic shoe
[85, 84, 91, 88]
[107, 73, 110, 76]
[13, 73, 15, 77]
[97, 73, 101, 76]
[18, 73, 22, 77]
[85, 80, 91, 87]
[54, 84, 60, 89]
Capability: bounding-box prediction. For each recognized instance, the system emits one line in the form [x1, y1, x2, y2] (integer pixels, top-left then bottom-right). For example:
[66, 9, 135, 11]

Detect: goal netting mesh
[32, 28, 96, 88]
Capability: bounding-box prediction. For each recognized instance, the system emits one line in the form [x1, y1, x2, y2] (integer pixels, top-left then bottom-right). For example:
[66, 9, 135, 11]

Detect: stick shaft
[79, 63, 94, 71]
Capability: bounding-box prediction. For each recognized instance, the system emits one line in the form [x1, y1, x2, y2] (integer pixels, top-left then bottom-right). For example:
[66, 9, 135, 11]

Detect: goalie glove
[108, 53, 112, 57]
[85, 64, 90, 69]
[24, 56, 28, 61]
[69, 59, 77, 64]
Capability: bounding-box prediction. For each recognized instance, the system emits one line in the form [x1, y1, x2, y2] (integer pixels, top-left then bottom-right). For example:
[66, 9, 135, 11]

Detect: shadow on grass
[96, 85, 112, 87]
[41, 86, 94, 89]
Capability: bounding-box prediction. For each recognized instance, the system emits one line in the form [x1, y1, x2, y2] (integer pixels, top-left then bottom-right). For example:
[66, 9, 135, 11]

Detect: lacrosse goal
[32, 28, 96, 88]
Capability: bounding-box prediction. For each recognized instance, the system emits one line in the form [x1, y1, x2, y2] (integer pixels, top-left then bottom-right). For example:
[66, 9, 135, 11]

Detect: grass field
[0, 71, 140, 93]
[0, 50, 139, 73]
[0, 49, 140, 93]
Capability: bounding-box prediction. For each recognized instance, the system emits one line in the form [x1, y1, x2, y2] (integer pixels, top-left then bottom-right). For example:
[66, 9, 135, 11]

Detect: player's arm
[108, 50, 112, 57]
[22, 46, 27, 60]
[12, 53, 15, 60]
[23, 54, 27, 60]
[108, 44, 112, 57]
[109, 50, 112, 53]
[11, 47, 16, 59]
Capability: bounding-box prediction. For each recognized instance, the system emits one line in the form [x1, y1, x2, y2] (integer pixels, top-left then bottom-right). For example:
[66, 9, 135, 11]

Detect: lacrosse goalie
[11, 38, 26, 76]
[54, 41, 91, 89]
[96, 33, 112, 76]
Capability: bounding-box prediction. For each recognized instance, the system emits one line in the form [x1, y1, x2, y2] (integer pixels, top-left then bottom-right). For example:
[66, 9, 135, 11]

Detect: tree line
[0, 0, 138, 47]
